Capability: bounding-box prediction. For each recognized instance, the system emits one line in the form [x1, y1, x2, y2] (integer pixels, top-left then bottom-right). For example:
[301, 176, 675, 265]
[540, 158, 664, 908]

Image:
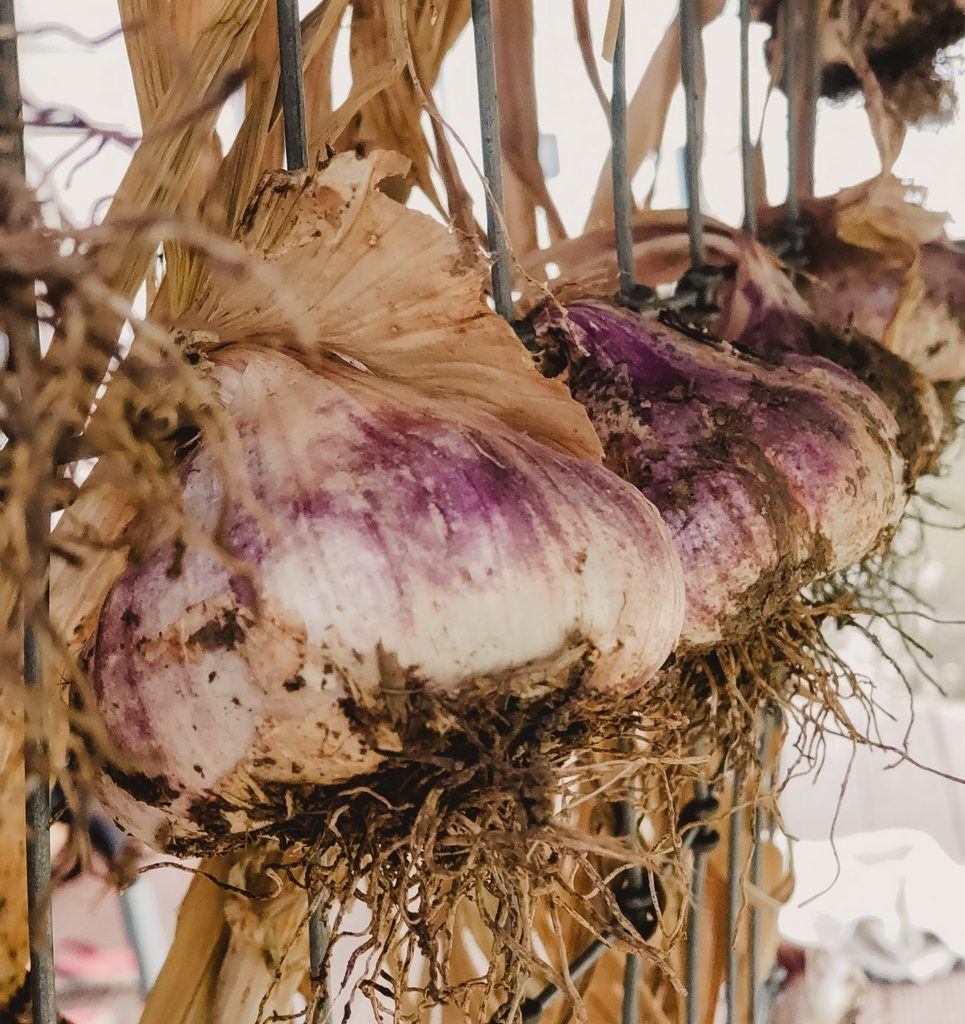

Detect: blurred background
[14, 1, 965, 1021]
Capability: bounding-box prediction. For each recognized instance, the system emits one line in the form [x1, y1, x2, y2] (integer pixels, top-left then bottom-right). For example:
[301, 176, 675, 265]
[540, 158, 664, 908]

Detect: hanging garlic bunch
[57, 152, 686, 855]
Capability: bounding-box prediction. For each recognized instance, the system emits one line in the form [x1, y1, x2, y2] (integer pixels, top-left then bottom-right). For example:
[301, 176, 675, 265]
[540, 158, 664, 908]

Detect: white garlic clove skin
[93, 348, 685, 852]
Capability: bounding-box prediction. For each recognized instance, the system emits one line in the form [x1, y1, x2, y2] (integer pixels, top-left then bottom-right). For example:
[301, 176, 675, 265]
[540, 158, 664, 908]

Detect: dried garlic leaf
[192, 150, 602, 460]
[585, 0, 726, 232]
[833, 173, 948, 263]
[494, 0, 567, 255]
[338, 0, 470, 211]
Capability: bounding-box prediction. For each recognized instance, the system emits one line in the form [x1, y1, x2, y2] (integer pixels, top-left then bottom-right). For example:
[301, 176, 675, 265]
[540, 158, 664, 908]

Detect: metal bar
[621, 950, 640, 1024]
[23, 625, 55, 1024]
[309, 909, 327, 980]
[679, 0, 705, 267]
[739, 0, 756, 234]
[308, 903, 329, 1023]
[521, 937, 607, 1023]
[610, 2, 636, 300]
[749, 713, 778, 1024]
[786, 0, 820, 220]
[684, 784, 709, 1024]
[725, 772, 744, 1024]
[616, 789, 641, 1024]
[470, 0, 513, 321]
[276, 0, 308, 170]
[805, 0, 822, 195]
[0, 6, 57, 1023]
[274, 10, 326, 1010]
[616, 799, 643, 891]
[784, 0, 801, 227]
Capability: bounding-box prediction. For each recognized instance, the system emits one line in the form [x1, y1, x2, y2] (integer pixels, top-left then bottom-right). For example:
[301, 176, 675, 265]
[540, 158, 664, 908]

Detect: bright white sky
[15, 0, 965, 236]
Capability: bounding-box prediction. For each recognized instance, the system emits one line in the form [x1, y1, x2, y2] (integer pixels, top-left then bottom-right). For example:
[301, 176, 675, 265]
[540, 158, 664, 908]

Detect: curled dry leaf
[138, 851, 308, 1024]
[493, 0, 567, 256]
[336, 0, 470, 213]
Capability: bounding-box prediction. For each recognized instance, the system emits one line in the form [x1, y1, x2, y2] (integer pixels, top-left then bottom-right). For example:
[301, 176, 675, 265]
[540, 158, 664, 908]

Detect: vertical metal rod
[785, 0, 818, 224]
[784, 0, 801, 226]
[679, 0, 705, 267]
[725, 772, 744, 1024]
[470, 0, 513, 321]
[748, 713, 777, 1024]
[739, 0, 757, 234]
[0, 6, 57, 1024]
[610, 2, 635, 300]
[621, 949, 640, 1024]
[308, 903, 329, 1022]
[617, 794, 641, 1024]
[24, 626, 55, 1024]
[805, 0, 822, 198]
[276, 0, 308, 170]
[275, 11, 325, 1010]
[684, 787, 708, 1024]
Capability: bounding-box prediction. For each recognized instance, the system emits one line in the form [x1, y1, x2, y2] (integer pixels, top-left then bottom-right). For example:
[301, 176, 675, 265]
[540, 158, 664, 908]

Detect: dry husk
[139, 851, 309, 1024]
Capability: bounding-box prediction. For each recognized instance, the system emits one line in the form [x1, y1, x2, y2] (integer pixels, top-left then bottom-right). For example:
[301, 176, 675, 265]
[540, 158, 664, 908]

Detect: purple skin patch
[533, 300, 902, 648]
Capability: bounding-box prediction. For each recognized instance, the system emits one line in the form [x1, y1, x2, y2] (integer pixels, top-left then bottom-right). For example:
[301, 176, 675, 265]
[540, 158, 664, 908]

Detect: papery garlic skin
[93, 348, 685, 850]
[534, 303, 906, 651]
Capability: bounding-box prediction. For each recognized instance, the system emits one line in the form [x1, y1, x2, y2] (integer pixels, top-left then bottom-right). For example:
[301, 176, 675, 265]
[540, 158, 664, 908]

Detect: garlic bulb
[797, 230, 965, 385]
[522, 209, 944, 478]
[83, 154, 685, 851]
[533, 302, 906, 650]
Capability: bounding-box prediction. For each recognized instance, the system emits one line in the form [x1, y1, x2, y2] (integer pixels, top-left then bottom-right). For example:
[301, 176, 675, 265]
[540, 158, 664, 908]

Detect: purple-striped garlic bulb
[533, 301, 907, 651]
[83, 154, 685, 852]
